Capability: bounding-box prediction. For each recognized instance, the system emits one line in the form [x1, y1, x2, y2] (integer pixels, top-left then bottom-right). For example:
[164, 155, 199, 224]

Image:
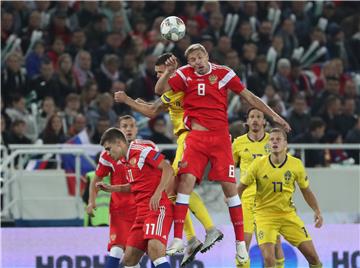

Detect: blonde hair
[184, 43, 208, 59]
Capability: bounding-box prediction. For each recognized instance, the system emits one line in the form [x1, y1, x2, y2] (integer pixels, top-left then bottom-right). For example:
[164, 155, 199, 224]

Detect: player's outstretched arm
[149, 160, 175, 211]
[96, 181, 131, 193]
[87, 174, 103, 217]
[239, 89, 291, 132]
[154, 55, 178, 95]
[300, 187, 323, 228]
[237, 183, 248, 198]
[114, 91, 166, 118]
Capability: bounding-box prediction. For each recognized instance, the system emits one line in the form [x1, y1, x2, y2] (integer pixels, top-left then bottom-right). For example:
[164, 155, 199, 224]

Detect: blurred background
[1, 1, 359, 267]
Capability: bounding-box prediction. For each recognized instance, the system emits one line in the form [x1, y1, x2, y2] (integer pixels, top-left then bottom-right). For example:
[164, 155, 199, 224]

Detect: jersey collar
[126, 141, 133, 161]
[269, 154, 288, 168]
[247, 132, 266, 142]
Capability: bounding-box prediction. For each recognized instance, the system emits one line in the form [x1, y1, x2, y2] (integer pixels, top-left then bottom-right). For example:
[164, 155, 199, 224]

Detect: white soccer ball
[160, 16, 186, 42]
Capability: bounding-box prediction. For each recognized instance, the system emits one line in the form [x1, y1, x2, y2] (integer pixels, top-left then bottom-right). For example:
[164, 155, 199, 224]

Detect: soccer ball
[160, 16, 186, 42]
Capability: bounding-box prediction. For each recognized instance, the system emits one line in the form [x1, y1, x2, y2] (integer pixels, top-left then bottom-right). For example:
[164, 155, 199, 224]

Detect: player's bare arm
[86, 174, 103, 217]
[300, 187, 323, 228]
[96, 181, 131, 193]
[237, 183, 248, 198]
[239, 89, 291, 132]
[114, 91, 167, 118]
[154, 55, 177, 95]
[150, 160, 175, 211]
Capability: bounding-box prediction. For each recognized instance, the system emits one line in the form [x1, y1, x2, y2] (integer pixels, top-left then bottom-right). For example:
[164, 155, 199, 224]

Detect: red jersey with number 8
[168, 63, 245, 131]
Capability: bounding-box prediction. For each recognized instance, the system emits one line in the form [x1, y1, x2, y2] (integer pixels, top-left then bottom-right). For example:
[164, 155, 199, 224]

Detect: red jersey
[168, 63, 245, 131]
[96, 151, 136, 213]
[125, 139, 171, 217]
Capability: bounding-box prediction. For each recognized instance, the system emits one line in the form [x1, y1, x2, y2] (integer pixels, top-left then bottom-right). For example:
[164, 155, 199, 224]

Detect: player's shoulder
[287, 154, 304, 167]
[211, 63, 234, 74]
[233, 134, 249, 144]
[250, 154, 267, 168]
[99, 150, 113, 162]
[162, 90, 184, 102]
[131, 139, 159, 151]
[177, 64, 192, 74]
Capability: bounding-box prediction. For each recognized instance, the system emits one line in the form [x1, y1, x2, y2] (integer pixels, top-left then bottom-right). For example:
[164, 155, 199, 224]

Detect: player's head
[246, 108, 266, 134]
[269, 128, 288, 154]
[100, 127, 128, 160]
[118, 115, 137, 142]
[155, 53, 174, 79]
[184, 43, 209, 75]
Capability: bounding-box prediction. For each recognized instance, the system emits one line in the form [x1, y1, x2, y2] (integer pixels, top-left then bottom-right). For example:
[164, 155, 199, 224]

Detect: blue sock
[151, 262, 156, 268]
[154, 263, 170, 268]
[105, 256, 120, 268]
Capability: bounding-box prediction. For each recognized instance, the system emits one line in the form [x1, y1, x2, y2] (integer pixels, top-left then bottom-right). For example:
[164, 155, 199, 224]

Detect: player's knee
[307, 253, 321, 266]
[122, 252, 137, 266]
[262, 253, 276, 267]
[147, 239, 165, 260]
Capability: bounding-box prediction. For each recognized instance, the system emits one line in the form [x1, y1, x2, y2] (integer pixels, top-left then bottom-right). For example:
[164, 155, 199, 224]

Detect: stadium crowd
[1, 1, 360, 167]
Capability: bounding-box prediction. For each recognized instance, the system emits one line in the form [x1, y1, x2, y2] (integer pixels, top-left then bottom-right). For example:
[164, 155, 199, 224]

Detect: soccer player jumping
[155, 43, 290, 265]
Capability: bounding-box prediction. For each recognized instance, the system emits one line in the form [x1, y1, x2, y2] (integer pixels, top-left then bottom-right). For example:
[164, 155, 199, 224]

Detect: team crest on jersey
[258, 230, 264, 240]
[208, 74, 218, 85]
[284, 170, 292, 184]
[129, 157, 137, 166]
[110, 234, 116, 241]
[264, 143, 271, 153]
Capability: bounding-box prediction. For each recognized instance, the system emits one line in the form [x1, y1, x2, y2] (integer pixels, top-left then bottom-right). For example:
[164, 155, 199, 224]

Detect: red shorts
[126, 204, 173, 252]
[107, 210, 136, 251]
[178, 130, 236, 184]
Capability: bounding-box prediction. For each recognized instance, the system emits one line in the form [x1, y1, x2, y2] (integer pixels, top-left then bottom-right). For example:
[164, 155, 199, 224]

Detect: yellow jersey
[232, 133, 270, 204]
[241, 154, 309, 216]
[160, 90, 186, 136]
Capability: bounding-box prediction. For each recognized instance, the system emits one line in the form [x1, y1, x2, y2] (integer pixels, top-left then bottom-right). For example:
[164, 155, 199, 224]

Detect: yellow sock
[188, 191, 214, 230]
[184, 210, 196, 241]
[275, 258, 285, 268]
[309, 263, 322, 268]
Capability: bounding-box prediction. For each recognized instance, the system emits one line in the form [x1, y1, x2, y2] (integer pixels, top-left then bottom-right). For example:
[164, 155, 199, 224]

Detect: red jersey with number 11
[168, 63, 245, 131]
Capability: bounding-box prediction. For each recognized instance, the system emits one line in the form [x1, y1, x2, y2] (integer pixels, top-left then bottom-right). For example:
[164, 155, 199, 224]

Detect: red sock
[229, 205, 244, 241]
[174, 203, 188, 239]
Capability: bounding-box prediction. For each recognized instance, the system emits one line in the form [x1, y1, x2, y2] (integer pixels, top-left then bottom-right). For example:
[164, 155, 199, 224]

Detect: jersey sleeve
[295, 160, 310, 189]
[95, 160, 112, 177]
[240, 159, 257, 186]
[222, 69, 245, 94]
[136, 147, 165, 170]
[160, 91, 173, 106]
[168, 70, 186, 92]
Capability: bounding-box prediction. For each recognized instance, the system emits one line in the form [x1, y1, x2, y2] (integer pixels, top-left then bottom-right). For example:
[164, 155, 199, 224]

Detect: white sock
[153, 256, 168, 266]
[109, 246, 124, 259]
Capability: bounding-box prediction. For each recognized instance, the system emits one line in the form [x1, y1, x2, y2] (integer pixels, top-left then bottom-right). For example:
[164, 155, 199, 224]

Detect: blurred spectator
[334, 98, 358, 138]
[332, 58, 351, 95]
[293, 117, 326, 167]
[85, 14, 109, 51]
[19, 10, 42, 52]
[111, 81, 132, 116]
[343, 79, 360, 114]
[64, 93, 81, 130]
[1, 115, 10, 147]
[1, 11, 15, 49]
[171, 35, 192, 65]
[68, 113, 88, 138]
[186, 19, 201, 43]
[247, 55, 269, 97]
[287, 94, 311, 141]
[120, 53, 139, 83]
[37, 96, 57, 133]
[202, 11, 226, 44]
[232, 21, 254, 54]
[76, 2, 101, 28]
[323, 130, 351, 165]
[91, 117, 111, 144]
[47, 10, 72, 45]
[149, 1, 176, 22]
[277, 17, 298, 58]
[67, 29, 88, 59]
[95, 54, 121, 93]
[268, 35, 285, 62]
[200, 34, 215, 58]
[313, 61, 337, 92]
[57, 53, 76, 95]
[81, 81, 99, 113]
[25, 40, 46, 79]
[272, 58, 292, 102]
[40, 114, 67, 144]
[94, 31, 125, 68]
[268, 99, 287, 119]
[73, 50, 94, 89]
[102, 1, 131, 35]
[127, 1, 146, 27]
[1, 52, 29, 104]
[229, 120, 247, 141]
[211, 36, 232, 65]
[345, 117, 360, 164]
[30, 58, 63, 108]
[320, 95, 342, 132]
[128, 54, 158, 101]
[180, 2, 207, 32]
[256, 20, 273, 55]
[312, 76, 340, 115]
[5, 94, 37, 142]
[148, 115, 175, 161]
[86, 93, 117, 132]
[224, 50, 246, 79]
[7, 119, 32, 145]
[261, 84, 286, 115]
[242, 42, 258, 77]
[4, 2, 29, 34]
[47, 37, 65, 68]
[289, 59, 313, 102]
[33, 1, 51, 29]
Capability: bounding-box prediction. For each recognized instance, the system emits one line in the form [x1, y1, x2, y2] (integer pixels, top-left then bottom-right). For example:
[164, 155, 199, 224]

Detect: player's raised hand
[165, 55, 178, 74]
[114, 91, 128, 103]
[86, 202, 96, 217]
[314, 211, 323, 228]
[272, 115, 291, 132]
[96, 181, 112, 192]
[150, 191, 161, 211]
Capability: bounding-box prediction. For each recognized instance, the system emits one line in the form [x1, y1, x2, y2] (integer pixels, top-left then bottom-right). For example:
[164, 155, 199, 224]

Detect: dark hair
[270, 127, 287, 140]
[100, 127, 127, 146]
[246, 107, 264, 118]
[155, 53, 174, 66]
[118, 115, 136, 125]
[309, 117, 326, 131]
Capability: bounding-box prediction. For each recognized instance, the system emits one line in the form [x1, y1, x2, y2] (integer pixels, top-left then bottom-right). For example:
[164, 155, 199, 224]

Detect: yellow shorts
[172, 131, 188, 176]
[255, 211, 312, 247]
[242, 200, 255, 234]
